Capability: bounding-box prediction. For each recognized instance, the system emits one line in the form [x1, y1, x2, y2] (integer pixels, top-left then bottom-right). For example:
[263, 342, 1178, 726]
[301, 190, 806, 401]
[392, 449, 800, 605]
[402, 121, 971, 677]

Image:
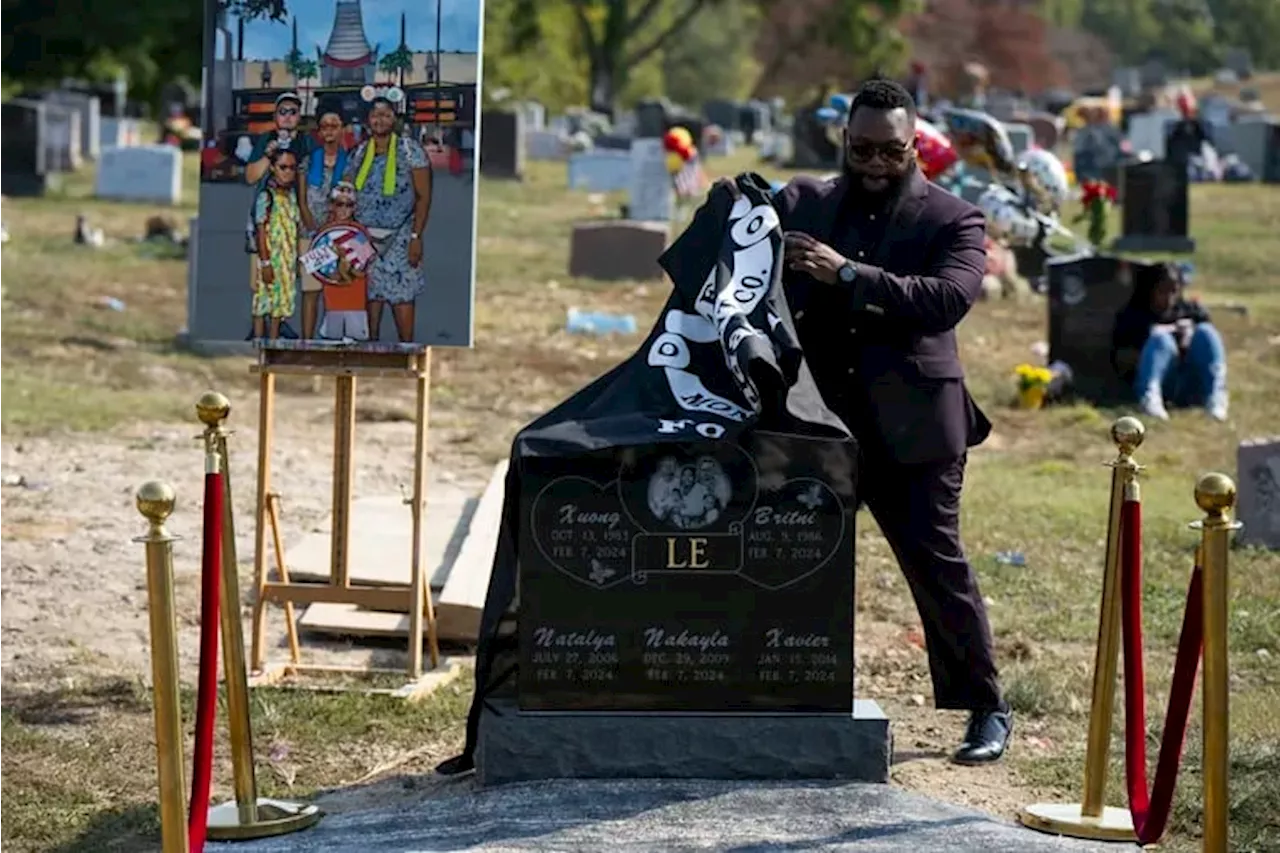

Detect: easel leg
[331, 376, 357, 589]
[267, 492, 302, 664]
[251, 371, 275, 673]
[409, 350, 440, 676]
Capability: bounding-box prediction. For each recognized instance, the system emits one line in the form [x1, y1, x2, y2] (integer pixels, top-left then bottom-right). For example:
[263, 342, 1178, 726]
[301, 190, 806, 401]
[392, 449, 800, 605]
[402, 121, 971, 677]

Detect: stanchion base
[205, 798, 323, 841]
[1019, 803, 1135, 842]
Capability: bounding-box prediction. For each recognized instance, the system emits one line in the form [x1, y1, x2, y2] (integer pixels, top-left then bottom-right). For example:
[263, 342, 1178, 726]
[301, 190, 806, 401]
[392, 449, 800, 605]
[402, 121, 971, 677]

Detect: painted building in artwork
[318, 0, 378, 86]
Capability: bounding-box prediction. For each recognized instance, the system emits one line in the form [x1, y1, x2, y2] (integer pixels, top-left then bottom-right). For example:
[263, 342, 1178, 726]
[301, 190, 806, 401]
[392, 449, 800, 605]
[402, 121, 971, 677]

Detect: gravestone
[1, 100, 48, 197]
[593, 134, 634, 151]
[703, 99, 741, 132]
[46, 91, 100, 161]
[95, 145, 183, 205]
[1047, 254, 1157, 404]
[1126, 110, 1180, 160]
[568, 221, 668, 281]
[1224, 48, 1254, 80]
[1220, 120, 1280, 183]
[567, 150, 631, 192]
[100, 117, 142, 150]
[1113, 161, 1195, 253]
[627, 138, 672, 222]
[636, 100, 670, 138]
[42, 103, 81, 172]
[478, 434, 888, 785]
[520, 100, 546, 132]
[1003, 122, 1033, 156]
[526, 130, 567, 161]
[479, 110, 525, 180]
[1236, 437, 1280, 550]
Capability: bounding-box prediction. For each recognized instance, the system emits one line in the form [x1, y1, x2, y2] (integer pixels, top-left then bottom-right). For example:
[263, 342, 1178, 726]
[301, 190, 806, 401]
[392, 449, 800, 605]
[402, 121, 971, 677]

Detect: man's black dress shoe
[951, 707, 1013, 766]
[434, 754, 475, 777]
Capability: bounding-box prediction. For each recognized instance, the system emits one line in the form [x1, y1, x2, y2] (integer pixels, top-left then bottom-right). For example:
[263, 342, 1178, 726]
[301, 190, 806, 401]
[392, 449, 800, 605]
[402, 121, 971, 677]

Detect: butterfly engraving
[797, 482, 826, 510]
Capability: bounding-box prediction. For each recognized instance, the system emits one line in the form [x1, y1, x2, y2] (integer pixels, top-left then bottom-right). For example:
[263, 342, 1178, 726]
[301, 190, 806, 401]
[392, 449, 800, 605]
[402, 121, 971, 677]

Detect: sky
[237, 0, 481, 60]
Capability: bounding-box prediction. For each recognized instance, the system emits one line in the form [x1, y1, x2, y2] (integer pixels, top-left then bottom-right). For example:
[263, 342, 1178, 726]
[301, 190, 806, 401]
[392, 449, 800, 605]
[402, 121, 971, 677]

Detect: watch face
[839, 264, 856, 282]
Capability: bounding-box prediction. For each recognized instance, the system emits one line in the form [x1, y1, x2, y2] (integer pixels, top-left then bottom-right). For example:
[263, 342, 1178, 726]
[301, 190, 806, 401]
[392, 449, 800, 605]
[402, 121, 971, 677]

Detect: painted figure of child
[252, 148, 300, 339]
[319, 181, 371, 341]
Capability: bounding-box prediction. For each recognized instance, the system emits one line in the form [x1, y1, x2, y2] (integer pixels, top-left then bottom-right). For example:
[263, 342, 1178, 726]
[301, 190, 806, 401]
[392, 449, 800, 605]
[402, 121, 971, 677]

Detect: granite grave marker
[627, 138, 673, 222]
[1113, 160, 1195, 253]
[1, 100, 49, 197]
[479, 109, 525, 180]
[517, 433, 856, 713]
[1236, 437, 1280, 550]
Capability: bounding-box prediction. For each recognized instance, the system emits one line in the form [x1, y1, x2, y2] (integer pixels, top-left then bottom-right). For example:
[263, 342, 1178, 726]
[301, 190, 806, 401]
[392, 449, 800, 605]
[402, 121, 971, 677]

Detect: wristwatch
[838, 262, 857, 284]
[409, 232, 421, 241]
[258, 258, 272, 269]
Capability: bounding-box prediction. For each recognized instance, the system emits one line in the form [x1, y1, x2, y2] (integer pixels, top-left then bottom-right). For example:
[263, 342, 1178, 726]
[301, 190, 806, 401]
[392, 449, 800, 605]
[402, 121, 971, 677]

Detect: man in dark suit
[778, 79, 1012, 765]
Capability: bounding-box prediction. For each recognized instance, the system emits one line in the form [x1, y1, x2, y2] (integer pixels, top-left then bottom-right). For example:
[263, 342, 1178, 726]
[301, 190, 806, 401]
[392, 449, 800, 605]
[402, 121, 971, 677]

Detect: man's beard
[841, 159, 915, 202]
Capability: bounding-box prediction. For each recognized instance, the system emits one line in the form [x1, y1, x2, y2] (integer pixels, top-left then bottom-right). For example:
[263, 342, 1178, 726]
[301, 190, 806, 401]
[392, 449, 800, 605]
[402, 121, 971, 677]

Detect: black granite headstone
[1112, 160, 1195, 253]
[1047, 254, 1161, 404]
[479, 109, 524, 180]
[703, 99, 741, 132]
[1, 100, 48, 197]
[517, 432, 856, 713]
[635, 100, 669, 138]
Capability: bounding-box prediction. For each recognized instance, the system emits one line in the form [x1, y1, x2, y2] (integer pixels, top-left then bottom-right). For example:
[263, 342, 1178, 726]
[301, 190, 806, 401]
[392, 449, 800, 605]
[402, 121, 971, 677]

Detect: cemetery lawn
[3, 149, 1279, 852]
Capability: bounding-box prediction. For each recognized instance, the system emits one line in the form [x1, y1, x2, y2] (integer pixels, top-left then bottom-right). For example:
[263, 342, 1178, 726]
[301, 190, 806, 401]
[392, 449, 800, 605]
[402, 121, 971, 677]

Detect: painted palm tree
[284, 47, 306, 82]
[378, 46, 415, 87]
[294, 58, 320, 107]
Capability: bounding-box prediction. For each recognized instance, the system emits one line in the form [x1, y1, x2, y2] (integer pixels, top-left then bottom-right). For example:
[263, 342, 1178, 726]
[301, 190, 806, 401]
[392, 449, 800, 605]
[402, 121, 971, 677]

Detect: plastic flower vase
[1017, 384, 1047, 410]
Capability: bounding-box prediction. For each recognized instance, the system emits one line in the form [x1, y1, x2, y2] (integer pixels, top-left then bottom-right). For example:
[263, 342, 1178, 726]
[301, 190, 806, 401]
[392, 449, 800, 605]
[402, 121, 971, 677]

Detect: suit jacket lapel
[870, 169, 928, 268]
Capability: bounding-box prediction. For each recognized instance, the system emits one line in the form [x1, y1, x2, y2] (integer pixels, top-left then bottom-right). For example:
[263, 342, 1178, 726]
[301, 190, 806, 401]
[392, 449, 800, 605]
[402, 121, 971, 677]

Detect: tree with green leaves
[379, 46, 416, 86]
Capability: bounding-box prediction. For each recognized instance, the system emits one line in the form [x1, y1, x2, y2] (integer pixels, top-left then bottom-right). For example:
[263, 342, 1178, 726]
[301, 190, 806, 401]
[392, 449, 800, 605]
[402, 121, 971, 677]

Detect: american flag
[673, 157, 710, 198]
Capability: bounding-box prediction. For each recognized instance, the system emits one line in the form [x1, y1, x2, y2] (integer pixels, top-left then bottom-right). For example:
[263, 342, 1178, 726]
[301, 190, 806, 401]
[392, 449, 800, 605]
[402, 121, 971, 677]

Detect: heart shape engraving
[736, 477, 846, 591]
[529, 476, 637, 589]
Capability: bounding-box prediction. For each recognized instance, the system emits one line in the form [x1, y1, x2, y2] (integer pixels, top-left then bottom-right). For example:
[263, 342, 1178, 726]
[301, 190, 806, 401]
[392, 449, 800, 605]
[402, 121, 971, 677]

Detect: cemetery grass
[1, 152, 1277, 852]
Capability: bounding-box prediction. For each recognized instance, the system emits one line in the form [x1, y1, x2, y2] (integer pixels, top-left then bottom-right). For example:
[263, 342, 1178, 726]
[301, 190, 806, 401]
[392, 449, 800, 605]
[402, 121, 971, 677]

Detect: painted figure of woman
[344, 96, 432, 342]
[251, 148, 300, 340]
[297, 97, 350, 339]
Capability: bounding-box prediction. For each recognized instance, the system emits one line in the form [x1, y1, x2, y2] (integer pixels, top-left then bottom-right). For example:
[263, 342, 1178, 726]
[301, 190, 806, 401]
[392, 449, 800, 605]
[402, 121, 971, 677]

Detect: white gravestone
[100, 117, 142, 150]
[95, 145, 183, 205]
[567, 149, 631, 192]
[48, 92, 100, 160]
[43, 106, 81, 172]
[1127, 110, 1180, 160]
[1237, 437, 1280, 549]
[526, 131, 568, 161]
[628, 138, 673, 222]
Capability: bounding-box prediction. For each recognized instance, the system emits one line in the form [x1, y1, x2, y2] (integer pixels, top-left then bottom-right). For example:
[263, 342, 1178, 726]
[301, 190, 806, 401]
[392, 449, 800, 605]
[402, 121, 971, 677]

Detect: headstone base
[476, 698, 891, 787]
[1112, 235, 1196, 253]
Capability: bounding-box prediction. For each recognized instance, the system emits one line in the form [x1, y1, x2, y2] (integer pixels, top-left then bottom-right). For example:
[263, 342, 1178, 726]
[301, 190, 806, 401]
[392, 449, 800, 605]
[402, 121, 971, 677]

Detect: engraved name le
[665, 536, 710, 569]
[558, 503, 622, 529]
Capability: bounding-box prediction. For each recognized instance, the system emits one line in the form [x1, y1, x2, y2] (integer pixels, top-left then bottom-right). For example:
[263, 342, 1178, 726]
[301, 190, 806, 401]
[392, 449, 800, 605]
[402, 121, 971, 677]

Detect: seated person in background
[1111, 262, 1227, 422]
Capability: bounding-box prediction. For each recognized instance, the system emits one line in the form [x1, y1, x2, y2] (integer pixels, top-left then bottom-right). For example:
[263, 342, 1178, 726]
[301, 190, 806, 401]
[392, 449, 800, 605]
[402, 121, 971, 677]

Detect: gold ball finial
[1110, 416, 1145, 455]
[136, 481, 176, 524]
[195, 391, 231, 427]
[1195, 472, 1236, 517]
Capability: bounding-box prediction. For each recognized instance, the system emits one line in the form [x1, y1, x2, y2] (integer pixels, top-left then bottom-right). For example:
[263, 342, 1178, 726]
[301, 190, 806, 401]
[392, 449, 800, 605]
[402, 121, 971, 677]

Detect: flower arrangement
[1074, 179, 1118, 248]
[1014, 363, 1054, 409]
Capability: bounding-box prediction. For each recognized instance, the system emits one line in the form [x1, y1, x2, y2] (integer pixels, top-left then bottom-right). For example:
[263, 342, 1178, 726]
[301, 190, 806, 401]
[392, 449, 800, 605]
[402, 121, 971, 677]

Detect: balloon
[1018, 148, 1070, 215]
[815, 106, 841, 123]
[678, 142, 697, 162]
[943, 108, 1017, 177]
[666, 152, 686, 174]
[977, 183, 1041, 248]
[914, 117, 958, 181]
[663, 127, 693, 153]
[829, 93, 852, 116]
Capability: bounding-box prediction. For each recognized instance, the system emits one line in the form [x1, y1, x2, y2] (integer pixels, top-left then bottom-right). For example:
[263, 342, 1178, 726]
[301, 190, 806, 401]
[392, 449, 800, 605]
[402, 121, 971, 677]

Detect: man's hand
[784, 231, 847, 285]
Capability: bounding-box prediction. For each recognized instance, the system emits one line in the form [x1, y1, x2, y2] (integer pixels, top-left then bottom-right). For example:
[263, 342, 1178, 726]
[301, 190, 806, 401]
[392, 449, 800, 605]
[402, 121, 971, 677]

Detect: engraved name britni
[753, 506, 817, 525]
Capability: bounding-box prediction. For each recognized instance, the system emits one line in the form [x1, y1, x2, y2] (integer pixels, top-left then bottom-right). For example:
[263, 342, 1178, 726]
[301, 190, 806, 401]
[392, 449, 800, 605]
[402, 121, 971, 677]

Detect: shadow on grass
[47, 804, 159, 853]
[2, 676, 150, 726]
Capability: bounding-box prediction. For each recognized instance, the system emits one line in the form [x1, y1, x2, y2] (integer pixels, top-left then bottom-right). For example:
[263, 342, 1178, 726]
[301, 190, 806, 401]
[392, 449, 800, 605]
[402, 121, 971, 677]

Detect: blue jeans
[1134, 323, 1226, 406]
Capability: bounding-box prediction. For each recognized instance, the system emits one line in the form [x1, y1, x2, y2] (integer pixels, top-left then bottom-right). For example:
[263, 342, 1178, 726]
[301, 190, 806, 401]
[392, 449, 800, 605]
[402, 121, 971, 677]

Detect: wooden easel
[247, 340, 449, 699]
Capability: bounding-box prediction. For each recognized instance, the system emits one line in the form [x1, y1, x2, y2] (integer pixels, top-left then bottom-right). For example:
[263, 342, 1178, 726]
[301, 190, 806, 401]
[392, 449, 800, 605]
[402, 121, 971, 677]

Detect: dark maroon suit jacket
[774, 170, 992, 464]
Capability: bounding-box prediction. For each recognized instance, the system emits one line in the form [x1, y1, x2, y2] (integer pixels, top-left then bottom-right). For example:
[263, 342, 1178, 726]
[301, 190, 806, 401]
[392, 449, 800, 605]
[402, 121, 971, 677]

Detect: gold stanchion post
[194, 392, 323, 840]
[135, 482, 190, 853]
[1193, 472, 1238, 853]
[1019, 416, 1144, 841]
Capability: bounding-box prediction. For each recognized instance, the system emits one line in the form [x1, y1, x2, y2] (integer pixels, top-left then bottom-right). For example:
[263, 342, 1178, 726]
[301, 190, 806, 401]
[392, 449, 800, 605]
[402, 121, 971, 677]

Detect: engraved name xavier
[764, 628, 831, 648]
[644, 627, 731, 652]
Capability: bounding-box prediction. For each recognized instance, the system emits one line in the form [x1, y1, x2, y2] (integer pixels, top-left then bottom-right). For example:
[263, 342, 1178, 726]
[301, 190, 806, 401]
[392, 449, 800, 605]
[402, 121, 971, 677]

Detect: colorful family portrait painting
[192, 0, 481, 349]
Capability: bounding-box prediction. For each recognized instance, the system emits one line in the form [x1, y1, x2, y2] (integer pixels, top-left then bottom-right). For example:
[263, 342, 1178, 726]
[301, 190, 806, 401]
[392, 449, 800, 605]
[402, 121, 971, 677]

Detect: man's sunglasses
[846, 140, 913, 163]
[277, 107, 299, 117]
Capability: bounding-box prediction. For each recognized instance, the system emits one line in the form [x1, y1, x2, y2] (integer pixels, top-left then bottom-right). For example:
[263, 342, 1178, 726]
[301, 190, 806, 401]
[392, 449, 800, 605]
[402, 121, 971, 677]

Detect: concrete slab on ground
[217, 778, 1141, 852]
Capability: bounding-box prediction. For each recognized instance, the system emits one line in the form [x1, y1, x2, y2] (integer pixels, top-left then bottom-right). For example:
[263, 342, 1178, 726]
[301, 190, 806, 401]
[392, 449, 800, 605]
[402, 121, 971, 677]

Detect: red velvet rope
[188, 469, 224, 853]
[1119, 496, 1205, 845]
